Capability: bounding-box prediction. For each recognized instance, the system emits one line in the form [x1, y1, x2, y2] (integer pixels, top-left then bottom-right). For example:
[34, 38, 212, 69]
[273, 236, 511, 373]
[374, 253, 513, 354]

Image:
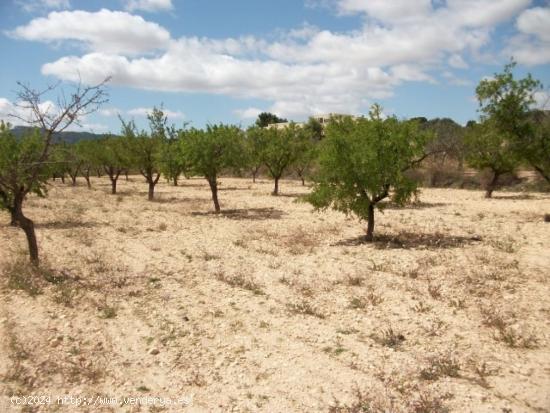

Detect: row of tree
[45, 111, 322, 207]
[1, 62, 548, 265]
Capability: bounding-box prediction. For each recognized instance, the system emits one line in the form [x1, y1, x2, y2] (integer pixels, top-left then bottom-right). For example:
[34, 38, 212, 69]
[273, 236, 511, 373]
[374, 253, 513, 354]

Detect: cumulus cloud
[124, 0, 173, 13]
[0, 97, 59, 126]
[508, 6, 550, 65]
[127, 107, 185, 120]
[10, 0, 543, 119]
[9, 9, 170, 55]
[0, 97, 108, 132]
[234, 107, 264, 120]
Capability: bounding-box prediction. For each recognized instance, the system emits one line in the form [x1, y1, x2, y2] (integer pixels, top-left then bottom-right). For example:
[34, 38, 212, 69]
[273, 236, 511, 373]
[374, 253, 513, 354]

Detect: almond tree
[97, 134, 129, 194]
[261, 123, 302, 195]
[466, 61, 541, 197]
[181, 124, 245, 212]
[121, 107, 166, 200]
[245, 126, 267, 183]
[306, 105, 431, 242]
[0, 79, 108, 264]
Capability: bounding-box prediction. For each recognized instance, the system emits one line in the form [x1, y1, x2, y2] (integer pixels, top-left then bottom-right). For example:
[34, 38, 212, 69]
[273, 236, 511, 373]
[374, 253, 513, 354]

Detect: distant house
[265, 113, 356, 130]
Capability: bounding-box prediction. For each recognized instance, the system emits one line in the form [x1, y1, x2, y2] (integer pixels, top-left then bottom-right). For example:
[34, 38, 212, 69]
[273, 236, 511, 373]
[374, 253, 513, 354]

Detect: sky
[0, 0, 549, 133]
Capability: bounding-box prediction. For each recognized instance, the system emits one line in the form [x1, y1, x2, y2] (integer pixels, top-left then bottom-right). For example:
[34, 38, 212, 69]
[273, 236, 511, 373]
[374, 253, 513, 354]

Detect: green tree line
[1, 62, 548, 265]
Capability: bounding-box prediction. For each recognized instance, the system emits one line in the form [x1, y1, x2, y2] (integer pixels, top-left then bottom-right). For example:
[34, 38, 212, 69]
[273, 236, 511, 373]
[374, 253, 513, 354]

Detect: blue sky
[1, 0, 549, 133]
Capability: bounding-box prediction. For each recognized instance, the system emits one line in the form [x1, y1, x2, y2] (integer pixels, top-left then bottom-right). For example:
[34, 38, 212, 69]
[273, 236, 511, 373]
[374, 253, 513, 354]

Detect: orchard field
[1, 176, 549, 412]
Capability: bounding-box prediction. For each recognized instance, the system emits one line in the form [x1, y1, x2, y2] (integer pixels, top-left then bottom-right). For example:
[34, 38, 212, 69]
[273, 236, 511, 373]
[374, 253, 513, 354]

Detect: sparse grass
[490, 237, 517, 253]
[345, 274, 364, 286]
[420, 352, 460, 381]
[496, 325, 539, 349]
[413, 301, 432, 313]
[52, 281, 79, 307]
[97, 301, 118, 319]
[372, 327, 405, 348]
[215, 271, 264, 295]
[287, 299, 325, 318]
[3, 258, 51, 296]
[348, 296, 367, 310]
[427, 283, 442, 299]
[409, 390, 452, 413]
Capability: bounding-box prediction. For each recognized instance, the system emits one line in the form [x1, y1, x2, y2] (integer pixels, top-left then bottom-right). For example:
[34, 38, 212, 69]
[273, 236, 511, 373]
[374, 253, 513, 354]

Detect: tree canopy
[306, 105, 431, 241]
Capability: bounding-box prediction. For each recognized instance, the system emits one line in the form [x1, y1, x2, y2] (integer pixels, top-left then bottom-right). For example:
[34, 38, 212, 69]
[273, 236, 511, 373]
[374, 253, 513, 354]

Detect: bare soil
[1, 177, 549, 412]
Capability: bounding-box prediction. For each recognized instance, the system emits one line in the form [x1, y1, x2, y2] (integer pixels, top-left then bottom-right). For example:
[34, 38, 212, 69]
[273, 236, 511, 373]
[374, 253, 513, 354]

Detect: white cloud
[448, 54, 469, 69]
[9, 9, 170, 55]
[337, 0, 433, 23]
[508, 6, 550, 66]
[517, 7, 550, 42]
[0, 97, 59, 126]
[533, 90, 550, 110]
[442, 71, 471, 86]
[127, 107, 185, 120]
[234, 107, 263, 120]
[0, 97, 108, 132]
[124, 0, 173, 13]
[13, 1, 543, 119]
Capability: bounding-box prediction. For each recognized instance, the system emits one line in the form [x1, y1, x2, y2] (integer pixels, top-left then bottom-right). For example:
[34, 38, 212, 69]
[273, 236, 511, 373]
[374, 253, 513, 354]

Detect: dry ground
[0, 176, 549, 413]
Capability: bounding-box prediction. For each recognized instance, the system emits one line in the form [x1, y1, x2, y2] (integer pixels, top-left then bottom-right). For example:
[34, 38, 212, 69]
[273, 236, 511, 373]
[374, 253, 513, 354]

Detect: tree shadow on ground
[333, 231, 482, 250]
[491, 194, 533, 200]
[275, 193, 304, 198]
[383, 201, 447, 210]
[218, 186, 244, 191]
[151, 196, 210, 204]
[35, 220, 101, 229]
[191, 207, 285, 220]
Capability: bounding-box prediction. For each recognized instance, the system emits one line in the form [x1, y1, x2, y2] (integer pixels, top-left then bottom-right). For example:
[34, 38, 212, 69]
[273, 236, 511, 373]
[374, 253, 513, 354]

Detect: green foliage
[159, 125, 188, 185]
[261, 123, 304, 194]
[464, 120, 518, 174]
[97, 134, 130, 172]
[120, 107, 167, 199]
[255, 112, 287, 128]
[476, 60, 541, 137]
[423, 118, 465, 164]
[180, 123, 245, 211]
[465, 61, 542, 196]
[304, 117, 323, 141]
[293, 125, 319, 184]
[245, 126, 268, 180]
[524, 111, 550, 183]
[0, 122, 49, 210]
[306, 105, 431, 240]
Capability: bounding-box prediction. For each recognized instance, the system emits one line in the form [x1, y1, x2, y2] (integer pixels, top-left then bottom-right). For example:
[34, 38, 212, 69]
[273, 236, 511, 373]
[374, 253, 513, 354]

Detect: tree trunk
[110, 177, 117, 194]
[125, 172, 129, 181]
[301, 176, 305, 186]
[70, 174, 77, 186]
[9, 208, 18, 227]
[173, 176, 178, 186]
[273, 177, 280, 195]
[534, 166, 550, 185]
[14, 197, 39, 263]
[61, 175, 65, 184]
[485, 171, 500, 198]
[148, 181, 155, 201]
[365, 203, 375, 242]
[252, 171, 257, 183]
[208, 177, 220, 213]
[84, 170, 91, 189]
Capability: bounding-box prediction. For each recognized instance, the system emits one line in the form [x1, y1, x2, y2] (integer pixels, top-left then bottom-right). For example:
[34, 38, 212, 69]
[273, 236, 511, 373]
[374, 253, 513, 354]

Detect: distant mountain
[11, 126, 104, 144]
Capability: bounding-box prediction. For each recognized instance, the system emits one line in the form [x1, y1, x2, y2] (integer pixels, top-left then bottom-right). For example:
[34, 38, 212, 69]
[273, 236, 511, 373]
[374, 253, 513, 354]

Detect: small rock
[149, 348, 160, 355]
